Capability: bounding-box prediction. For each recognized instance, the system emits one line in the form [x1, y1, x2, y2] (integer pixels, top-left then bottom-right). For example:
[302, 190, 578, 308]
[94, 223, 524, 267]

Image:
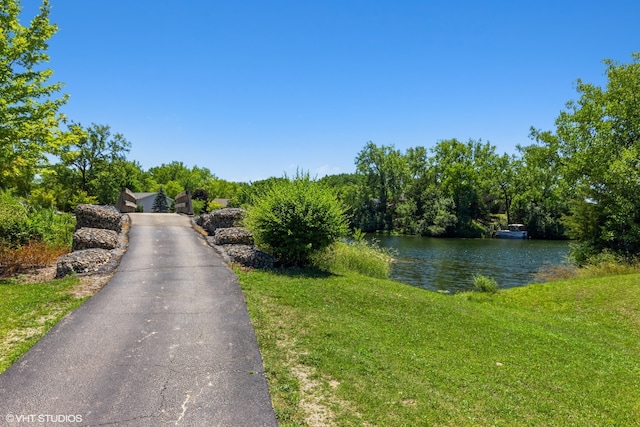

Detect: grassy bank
[237, 268, 640, 426]
[0, 276, 84, 373]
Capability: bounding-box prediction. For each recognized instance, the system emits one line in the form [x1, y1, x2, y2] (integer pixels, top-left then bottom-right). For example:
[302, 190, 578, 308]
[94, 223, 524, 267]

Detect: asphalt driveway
[0, 213, 277, 426]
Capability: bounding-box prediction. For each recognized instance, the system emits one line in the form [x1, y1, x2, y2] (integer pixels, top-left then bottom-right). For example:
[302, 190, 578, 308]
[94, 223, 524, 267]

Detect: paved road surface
[0, 213, 278, 426]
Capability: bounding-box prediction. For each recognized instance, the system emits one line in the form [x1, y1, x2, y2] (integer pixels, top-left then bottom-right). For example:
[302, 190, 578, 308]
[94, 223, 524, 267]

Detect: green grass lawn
[0, 276, 85, 373]
[237, 268, 640, 426]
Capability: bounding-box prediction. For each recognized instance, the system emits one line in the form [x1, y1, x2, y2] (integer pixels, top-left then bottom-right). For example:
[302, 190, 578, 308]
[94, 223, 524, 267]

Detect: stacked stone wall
[196, 208, 273, 269]
[56, 204, 129, 278]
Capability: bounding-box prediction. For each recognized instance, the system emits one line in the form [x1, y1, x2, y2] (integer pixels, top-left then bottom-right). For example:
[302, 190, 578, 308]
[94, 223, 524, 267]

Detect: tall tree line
[2, 1, 638, 261]
[323, 138, 568, 239]
[323, 53, 640, 264]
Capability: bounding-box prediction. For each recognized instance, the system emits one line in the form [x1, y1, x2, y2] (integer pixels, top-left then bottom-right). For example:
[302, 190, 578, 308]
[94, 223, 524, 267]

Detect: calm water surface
[372, 235, 570, 293]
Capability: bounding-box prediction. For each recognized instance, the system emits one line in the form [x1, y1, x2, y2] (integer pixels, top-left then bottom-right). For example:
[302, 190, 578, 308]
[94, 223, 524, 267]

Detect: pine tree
[152, 186, 169, 213]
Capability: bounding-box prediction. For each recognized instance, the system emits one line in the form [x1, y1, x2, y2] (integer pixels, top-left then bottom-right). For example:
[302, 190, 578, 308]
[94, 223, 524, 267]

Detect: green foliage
[534, 53, 640, 258]
[0, 0, 68, 194]
[192, 188, 208, 201]
[416, 186, 457, 236]
[26, 187, 55, 209]
[191, 198, 205, 216]
[312, 234, 395, 279]
[0, 191, 31, 247]
[430, 139, 486, 227]
[245, 172, 349, 267]
[355, 142, 410, 231]
[68, 190, 97, 211]
[0, 191, 74, 249]
[147, 161, 230, 197]
[160, 180, 182, 199]
[351, 139, 526, 237]
[570, 249, 640, 276]
[54, 123, 133, 206]
[472, 274, 498, 293]
[232, 177, 286, 207]
[206, 200, 223, 211]
[152, 186, 169, 213]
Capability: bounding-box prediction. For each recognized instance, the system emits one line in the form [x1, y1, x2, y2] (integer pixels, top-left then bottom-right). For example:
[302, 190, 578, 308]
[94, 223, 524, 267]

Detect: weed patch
[0, 241, 69, 278]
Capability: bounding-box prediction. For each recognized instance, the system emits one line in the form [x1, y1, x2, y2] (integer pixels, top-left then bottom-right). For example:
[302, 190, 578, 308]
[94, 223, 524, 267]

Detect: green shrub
[68, 191, 98, 211]
[0, 192, 74, 249]
[472, 274, 499, 293]
[0, 192, 32, 247]
[245, 172, 349, 267]
[192, 199, 205, 216]
[29, 208, 75, 249]
[578, 250, 640, 277]
[27, 187, 56, 209]
[207, 200, 224, 211]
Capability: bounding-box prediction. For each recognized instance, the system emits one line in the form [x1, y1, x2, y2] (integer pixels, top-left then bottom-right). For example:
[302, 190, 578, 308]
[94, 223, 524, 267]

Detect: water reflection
[371, 235, 570, 293]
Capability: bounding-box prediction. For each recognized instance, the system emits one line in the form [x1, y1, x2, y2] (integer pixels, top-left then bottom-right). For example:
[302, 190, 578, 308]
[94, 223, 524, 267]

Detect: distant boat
[496, 224, 528, 239]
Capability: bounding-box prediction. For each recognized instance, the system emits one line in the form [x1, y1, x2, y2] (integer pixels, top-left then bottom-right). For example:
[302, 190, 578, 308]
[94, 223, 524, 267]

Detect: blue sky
[26, 0, 640, 182]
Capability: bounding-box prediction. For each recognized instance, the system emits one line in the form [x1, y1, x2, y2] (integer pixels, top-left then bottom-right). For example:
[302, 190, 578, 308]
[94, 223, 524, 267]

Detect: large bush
[0, 191, 75, 249]
[245, 173, 349, 267]
[0, 192, 32, 247]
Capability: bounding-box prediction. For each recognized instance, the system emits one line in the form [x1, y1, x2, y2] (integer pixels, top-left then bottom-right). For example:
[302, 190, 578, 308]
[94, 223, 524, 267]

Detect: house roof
[132, 192, 155, 200]
[132, 192, 174, 202]
[213, 198, 230, 207]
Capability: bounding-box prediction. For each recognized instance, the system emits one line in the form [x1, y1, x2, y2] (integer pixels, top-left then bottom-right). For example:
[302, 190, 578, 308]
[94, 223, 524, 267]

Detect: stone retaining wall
[196, 208, 273, 269]
[75, 204, 124, 232]
[56, 205, 129, 278]
[57, 205, 272, 277]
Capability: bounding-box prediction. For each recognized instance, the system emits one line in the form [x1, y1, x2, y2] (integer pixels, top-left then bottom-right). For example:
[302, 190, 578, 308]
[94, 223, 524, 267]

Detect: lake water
[371, 235, 571, 293]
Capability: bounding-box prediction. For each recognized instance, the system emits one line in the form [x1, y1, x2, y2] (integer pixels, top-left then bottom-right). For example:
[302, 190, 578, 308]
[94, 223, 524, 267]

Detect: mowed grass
[0, 276, 84, 373]
[237, 268, 640, 426]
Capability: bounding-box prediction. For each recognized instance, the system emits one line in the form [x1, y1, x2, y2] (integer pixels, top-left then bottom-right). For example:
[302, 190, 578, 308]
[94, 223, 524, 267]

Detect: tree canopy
[534, 53, 640, 261]
[0, 0, 67, 194]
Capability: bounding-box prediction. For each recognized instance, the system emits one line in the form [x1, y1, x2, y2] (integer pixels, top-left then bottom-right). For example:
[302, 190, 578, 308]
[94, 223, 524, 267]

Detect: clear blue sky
[26, 0, 640, 182]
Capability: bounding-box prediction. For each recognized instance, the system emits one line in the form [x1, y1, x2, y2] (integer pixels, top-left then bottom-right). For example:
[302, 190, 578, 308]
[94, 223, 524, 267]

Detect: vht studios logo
[5, 413, 83, 423]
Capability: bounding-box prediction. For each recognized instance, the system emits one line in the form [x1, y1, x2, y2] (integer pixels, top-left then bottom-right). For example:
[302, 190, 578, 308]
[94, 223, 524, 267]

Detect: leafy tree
[152, 186, 169, 213]
[355, 142, 410, 231]
[430, 139, 498, 235]
[232, 177, 287, 207]
[417, 186, 457, 236]
[490, 153, 520, 224]
[50, 123, 134, 206]
[0, 0, 67, 194]
[160, 180, 182, 199]
[511, 140, 567, 239]
[245, 172, 348, 267]
[534, 53, 640, 259]
[393, 196, 417, 234]
[59, 123, 131, 194]
[405, 146, 429, 181]
[192, 188, 209, 202]
[33, 162, 77, 211]
[114, 160, 147, 192]
[203, 178, 243, 201]
[147, 161, 216, 193]
[319, 173, 363, 229]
